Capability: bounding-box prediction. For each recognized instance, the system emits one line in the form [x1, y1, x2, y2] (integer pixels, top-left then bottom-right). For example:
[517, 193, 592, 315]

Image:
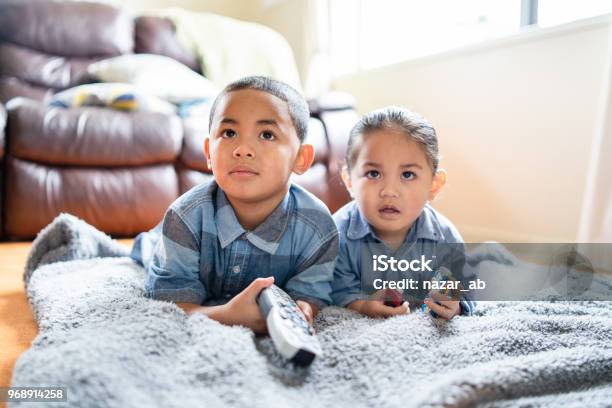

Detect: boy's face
[343, 130, 446, 243]
[205, 89, 313, 207]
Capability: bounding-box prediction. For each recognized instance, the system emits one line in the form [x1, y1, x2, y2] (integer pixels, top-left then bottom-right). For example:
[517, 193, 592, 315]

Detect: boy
[131, 76, 339, 334]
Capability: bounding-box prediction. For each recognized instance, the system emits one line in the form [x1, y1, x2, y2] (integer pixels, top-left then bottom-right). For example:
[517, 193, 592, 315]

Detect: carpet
[10, 214, 612, 407]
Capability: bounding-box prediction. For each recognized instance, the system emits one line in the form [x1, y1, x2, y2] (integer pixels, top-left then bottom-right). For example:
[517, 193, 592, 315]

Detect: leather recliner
[0, 1, 357, 240]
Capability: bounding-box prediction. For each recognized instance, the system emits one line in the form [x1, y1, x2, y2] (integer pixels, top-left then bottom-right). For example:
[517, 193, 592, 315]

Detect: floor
[0, 239, 132, 403]
[0, 242, 37, 392]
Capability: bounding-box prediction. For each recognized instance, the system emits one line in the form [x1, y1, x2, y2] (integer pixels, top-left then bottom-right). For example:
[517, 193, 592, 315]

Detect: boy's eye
[401, 171, 416, 180]
[259, 131, 275, 141]
[222, 129, 237, 138]
[365, 170, 381, 179]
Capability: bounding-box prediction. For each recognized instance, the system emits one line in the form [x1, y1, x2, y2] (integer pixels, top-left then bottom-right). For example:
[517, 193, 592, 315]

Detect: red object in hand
[383, 289, 404, 307]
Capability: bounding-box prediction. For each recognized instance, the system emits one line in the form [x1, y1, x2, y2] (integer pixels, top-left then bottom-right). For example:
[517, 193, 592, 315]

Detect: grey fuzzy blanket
[11, 214, 612, 407]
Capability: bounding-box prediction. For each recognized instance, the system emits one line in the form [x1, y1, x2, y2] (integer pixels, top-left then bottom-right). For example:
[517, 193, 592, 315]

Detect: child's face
[205, 89, 313, 207]
[344, 129, 446, 243]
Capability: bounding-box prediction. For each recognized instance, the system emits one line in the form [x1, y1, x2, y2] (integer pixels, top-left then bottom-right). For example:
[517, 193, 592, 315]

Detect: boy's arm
[177, 277, 275, 334]
[285, 231, 339, 316]
[330, 238, 363, 308]
[145, 208, 207, 304]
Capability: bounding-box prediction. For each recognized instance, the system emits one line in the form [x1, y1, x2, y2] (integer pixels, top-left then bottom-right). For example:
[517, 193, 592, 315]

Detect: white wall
[333, 16, 612, 242]
[249, 0, 311, 83]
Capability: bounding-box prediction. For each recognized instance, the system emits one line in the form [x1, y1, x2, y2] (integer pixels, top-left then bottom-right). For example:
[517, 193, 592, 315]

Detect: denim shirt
[330, 201, 475, 315]
[131, 180, 339, 308]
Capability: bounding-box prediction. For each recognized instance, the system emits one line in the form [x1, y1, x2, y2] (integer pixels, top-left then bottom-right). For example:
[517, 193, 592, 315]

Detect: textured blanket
[11, 214, 612, 407]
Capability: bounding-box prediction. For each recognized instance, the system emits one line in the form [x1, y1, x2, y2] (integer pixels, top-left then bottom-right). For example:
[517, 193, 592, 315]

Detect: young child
[330, 107, 475, 319]
[130, 76, 338, 334]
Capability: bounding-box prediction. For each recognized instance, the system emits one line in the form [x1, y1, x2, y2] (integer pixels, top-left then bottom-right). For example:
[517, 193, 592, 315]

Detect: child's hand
[348, 299, 410, 318]
[224, 276, 275, 334]
[424, 291, 461, 320]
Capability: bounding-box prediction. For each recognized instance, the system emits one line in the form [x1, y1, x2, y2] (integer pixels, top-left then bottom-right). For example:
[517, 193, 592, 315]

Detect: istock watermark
[372, 254, 433, 272]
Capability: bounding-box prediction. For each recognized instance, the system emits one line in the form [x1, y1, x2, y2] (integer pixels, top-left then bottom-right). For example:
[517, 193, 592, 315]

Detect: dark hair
[346, 106, 439, 174]
[208, 76, 309, 142]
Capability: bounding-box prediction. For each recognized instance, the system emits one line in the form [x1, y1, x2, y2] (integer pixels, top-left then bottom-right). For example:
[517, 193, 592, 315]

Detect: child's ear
[292, 143, 315, 175]
[204, 137, 211, 166]
[428, 169, 447, 201]
[340, 165, 354, 198]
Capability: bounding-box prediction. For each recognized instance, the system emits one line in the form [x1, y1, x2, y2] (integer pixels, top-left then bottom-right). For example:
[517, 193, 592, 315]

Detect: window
[327, 0, 612, 76]
[538, 0, 612, 27]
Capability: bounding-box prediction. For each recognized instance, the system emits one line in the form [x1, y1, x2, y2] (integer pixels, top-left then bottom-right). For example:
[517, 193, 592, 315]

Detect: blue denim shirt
[330, 201, 475, 315]
[131, 180, 339, 308]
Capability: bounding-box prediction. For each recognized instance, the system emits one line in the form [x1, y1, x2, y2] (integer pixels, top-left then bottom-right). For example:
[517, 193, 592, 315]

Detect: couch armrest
[308, 92, 359, 212]
[0, 102, 6, 160]
[0, 103, 5, 240]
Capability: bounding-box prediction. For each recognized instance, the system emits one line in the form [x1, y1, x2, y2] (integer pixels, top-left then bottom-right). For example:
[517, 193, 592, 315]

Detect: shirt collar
[215, 187, 292, 254]
[346, 202, 443, 242]
[346, 203, 372, 240]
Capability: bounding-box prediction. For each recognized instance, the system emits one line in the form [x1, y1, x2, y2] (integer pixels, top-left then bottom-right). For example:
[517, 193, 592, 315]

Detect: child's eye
[259, 131, 275, 141]
[365, 170, 381, 179]
[222, 129, 237, 138]
[401, 171, 416, 180]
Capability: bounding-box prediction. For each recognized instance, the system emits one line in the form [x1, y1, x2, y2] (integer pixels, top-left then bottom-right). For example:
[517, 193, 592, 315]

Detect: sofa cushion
[135, 16, 201, 73]
[178, 169, 214, 195]
[0, 77, 53, 104]
[0, 1, 133, 57]
[88, 54, 219, 103]
[5, 157, 178, 239]
[179, 116, 210, 172]
[7, 98, 183, 167]
[0, 43, 96, 90]
[50, 83, 177, 115]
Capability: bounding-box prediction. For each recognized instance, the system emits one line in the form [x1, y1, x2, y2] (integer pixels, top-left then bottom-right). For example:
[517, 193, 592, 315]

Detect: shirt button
[232, 265, 241, 273]
[224, 293, 232, 299]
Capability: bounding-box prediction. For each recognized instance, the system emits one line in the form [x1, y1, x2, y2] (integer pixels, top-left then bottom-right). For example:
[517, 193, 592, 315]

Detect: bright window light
[329, 0, 521, 74]
[538, 0, 612, 27]
[328, 0, 612, 76]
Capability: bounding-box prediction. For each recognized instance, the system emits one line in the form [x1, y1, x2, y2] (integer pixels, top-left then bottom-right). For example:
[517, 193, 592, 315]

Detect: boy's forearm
[176, 302, 235, 324]
[347, 299, 365, 313]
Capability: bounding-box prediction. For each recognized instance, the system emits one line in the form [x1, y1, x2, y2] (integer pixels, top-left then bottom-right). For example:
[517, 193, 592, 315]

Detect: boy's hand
[224, 276, 275, 334]
[424, 291, 461, 320]
[348, 299, 410, 318]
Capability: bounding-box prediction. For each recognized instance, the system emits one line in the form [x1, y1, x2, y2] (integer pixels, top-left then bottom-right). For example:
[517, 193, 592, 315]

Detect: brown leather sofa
[0, 1, 358, 240]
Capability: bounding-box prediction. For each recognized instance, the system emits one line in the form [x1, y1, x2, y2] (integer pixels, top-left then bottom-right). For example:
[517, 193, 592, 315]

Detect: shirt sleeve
[285, 231, 339, 309]
[444, 237, 476, 316]
[459, 298, 476, 315]
[330, 238, 363, 307]
[144, 208, 206, 304]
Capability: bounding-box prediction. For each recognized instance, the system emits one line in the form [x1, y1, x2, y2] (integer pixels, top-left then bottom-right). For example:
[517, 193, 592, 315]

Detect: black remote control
[257, 284, 322, 366]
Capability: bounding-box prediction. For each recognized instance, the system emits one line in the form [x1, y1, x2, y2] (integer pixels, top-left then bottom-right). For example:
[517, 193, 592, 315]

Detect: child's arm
[285, 231, 339, 321]
[347, 298, 409, 318]
[332, 239, 409, 318]
[177, 277, 275, 334]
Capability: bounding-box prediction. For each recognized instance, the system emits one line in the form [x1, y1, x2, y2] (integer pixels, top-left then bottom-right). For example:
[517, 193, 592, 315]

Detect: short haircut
[208, 76, 309, 142]
[346, 106, 440, 174]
